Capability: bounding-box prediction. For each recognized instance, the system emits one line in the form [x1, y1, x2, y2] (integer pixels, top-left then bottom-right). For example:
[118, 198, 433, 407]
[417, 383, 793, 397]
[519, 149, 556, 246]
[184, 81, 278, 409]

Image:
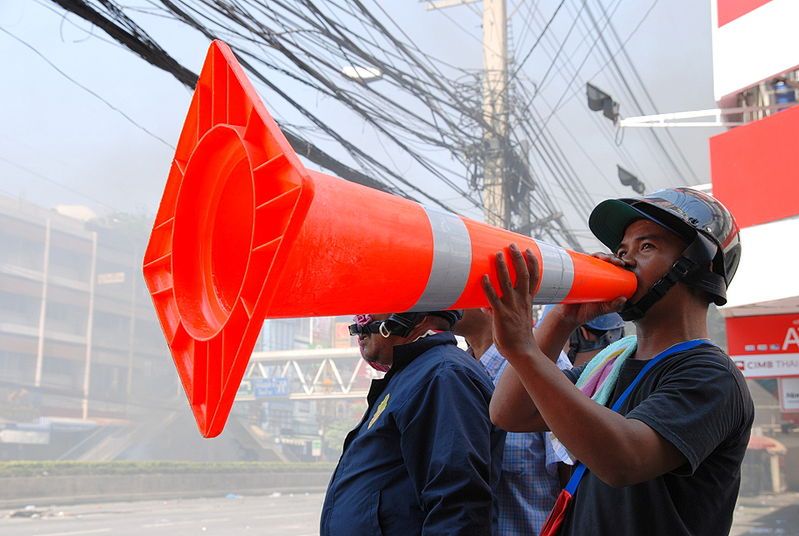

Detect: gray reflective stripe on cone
[411, 206, 472, 311]
[534, 241, 574, 303]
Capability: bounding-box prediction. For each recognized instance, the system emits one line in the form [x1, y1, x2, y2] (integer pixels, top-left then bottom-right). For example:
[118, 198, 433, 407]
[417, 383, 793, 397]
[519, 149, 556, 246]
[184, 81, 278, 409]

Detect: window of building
[50, 238, 92, 283]
[0, 291, 41, 327]
[0, 350, 35, 385]
[45, 302, 88, 336]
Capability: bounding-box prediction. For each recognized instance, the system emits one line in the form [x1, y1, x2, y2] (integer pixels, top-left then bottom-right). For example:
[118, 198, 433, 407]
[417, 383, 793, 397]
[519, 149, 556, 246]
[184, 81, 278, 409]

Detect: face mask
[366, 360, 391, 373]
[353, 315, 391, 372]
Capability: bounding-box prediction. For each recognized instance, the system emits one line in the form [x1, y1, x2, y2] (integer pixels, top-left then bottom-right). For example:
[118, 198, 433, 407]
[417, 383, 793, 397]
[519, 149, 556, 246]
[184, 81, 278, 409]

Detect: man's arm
[502, 341, 685, 487]
[490, 251, 627, 433]
[397, 366, 498, 534]
[491, 314, 573, 432]
[483, 245, 685, 487]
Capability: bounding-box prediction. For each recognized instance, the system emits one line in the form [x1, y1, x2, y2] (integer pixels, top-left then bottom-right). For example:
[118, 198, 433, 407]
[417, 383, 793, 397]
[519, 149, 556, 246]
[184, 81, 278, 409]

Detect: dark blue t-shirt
[561, 344, 754, 536]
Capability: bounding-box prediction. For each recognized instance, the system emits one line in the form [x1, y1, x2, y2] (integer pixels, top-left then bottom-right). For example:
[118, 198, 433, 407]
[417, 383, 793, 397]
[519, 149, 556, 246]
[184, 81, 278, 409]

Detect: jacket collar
[362, 332, 458, 410]
[388, 331, 458, 376]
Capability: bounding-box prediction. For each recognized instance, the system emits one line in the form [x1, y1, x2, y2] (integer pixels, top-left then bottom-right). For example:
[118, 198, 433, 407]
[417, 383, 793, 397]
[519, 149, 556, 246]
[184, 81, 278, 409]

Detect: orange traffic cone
[143, 41, 636, 438]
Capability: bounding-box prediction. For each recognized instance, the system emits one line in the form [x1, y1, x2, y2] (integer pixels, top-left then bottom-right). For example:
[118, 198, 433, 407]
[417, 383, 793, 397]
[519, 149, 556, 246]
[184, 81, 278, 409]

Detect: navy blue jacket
[320, 332, 505, 536]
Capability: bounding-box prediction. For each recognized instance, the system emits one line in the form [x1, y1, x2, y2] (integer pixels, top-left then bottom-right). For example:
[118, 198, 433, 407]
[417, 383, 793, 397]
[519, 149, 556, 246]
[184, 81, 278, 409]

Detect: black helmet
[589, 188, 741, 319]
[349, 310, 463, 338]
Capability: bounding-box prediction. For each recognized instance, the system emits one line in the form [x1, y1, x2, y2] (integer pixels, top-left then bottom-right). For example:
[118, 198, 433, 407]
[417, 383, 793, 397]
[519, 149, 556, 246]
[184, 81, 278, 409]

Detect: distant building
[0, 193, 367, 460]
[260, 316, 358, 351]
[0, 194, 175, 431]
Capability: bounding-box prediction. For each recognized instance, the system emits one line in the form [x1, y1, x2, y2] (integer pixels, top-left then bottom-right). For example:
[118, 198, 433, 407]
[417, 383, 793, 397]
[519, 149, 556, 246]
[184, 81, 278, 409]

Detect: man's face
[356, 313, 395, 365]
[616, 219, 687, 304]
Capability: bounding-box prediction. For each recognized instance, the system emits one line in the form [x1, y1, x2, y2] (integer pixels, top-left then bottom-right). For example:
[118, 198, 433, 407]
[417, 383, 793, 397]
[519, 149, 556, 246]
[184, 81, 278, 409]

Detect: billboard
[253, 377, 290, 398]
[779, 377, 799, 412]
[727, 313, 799, 378]
[236, 379, 254, 401]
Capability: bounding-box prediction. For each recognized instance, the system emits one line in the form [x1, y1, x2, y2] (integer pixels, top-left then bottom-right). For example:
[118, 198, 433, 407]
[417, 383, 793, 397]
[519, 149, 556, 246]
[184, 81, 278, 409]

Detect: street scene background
[1, 1, 797, 534]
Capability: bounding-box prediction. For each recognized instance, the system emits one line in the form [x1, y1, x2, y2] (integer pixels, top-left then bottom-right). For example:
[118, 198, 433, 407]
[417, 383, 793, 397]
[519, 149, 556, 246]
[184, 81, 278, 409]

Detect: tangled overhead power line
[48, 0, 587, 248]
[39, 0, 696, 253]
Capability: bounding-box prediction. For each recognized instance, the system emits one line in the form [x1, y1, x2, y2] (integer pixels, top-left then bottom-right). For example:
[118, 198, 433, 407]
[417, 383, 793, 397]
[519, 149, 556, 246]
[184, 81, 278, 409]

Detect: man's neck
[464, 330, 494, 360]
[466, 332, 494, 359]
[633, 302, 709, 360]
[573, 348, 601, 368]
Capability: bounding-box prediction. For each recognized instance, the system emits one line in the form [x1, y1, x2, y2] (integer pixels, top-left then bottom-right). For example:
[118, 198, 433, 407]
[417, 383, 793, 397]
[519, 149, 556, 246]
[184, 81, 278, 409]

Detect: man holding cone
[486, 188, 753, 536]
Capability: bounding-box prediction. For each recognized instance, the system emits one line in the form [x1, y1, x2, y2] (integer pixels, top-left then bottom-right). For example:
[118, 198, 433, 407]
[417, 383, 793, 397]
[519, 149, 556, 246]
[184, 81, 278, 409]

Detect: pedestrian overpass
[236, 347, 378, 401]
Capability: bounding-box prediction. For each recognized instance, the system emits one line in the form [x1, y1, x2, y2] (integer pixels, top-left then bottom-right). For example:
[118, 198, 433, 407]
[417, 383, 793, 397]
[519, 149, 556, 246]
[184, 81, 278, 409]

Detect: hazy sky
[0, 0, 721, 248]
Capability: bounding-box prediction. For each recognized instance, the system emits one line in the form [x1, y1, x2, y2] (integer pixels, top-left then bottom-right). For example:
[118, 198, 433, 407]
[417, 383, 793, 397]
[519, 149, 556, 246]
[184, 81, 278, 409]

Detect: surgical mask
[353, 315, 391, 372]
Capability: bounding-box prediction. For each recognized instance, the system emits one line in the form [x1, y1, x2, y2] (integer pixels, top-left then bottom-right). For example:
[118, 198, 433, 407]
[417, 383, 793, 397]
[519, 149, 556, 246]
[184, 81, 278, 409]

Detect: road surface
[0, 492, 324, 536]
[2, 490, 798, 535]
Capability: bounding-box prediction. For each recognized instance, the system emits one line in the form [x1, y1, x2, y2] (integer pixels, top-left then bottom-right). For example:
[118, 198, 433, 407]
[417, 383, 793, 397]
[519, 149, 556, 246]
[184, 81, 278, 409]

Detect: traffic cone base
[143, 41, 315, 437]
[143, 41, 636, 438]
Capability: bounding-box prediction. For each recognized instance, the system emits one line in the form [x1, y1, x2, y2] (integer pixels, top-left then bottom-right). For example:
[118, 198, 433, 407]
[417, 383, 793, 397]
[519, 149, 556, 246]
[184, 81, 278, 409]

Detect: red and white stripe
[410, 206, 576, 310]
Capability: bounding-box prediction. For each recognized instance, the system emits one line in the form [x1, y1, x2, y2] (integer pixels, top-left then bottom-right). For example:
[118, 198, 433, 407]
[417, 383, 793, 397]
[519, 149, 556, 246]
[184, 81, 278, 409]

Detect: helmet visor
[588, 199, 693, 253]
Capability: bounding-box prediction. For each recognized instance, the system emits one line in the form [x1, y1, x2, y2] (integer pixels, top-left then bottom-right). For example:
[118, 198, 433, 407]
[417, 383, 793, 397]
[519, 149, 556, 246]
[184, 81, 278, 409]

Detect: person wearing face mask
[320, 310, 506, 536]
[566, 312, 626, 367]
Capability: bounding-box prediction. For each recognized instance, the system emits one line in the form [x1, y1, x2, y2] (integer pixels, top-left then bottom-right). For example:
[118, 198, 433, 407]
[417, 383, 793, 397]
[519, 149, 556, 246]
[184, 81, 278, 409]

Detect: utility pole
[425, 1, 582, 249]
[481, 0, 510, 228]
[425, 0, 511, 228]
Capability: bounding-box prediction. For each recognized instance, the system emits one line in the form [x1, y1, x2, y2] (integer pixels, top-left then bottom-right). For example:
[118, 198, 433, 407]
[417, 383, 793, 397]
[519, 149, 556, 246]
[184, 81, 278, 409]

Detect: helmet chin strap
[620, 234, 717, 322]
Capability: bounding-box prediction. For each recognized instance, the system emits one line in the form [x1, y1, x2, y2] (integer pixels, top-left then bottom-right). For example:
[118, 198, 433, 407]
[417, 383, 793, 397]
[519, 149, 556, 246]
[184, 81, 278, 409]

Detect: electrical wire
[510, 0, 567, 79]
[523, 0, 662, 185]
[591, 0, 699, 184]
[0, 25, 175, 150]
[0, 155, 120, 212]
[46, 0, 592, 243]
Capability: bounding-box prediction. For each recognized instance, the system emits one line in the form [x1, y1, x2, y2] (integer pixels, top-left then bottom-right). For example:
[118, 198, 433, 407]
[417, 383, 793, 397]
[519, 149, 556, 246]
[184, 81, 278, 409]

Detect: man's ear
[404, 316, 432, 341]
